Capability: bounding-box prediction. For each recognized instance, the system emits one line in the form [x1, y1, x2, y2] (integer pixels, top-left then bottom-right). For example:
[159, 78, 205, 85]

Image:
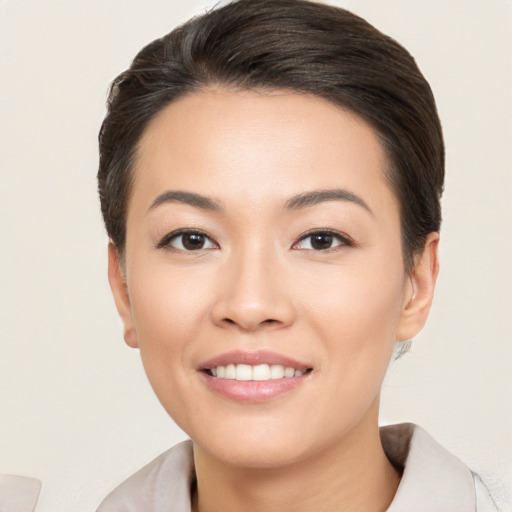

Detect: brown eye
[181, 233, 206, 250]
[310, 233, 334, 250]
[294, 230, 352, 251]
[158, 230, 217, 251]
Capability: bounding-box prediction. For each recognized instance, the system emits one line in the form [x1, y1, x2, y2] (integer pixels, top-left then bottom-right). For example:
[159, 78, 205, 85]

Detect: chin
[169, 406, 302, 467]
[184, 408, 352, 471]
[200, 434, 311, 470]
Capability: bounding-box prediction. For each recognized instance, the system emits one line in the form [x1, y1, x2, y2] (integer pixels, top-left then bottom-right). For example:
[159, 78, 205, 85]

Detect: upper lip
[198, 350, 311, 371]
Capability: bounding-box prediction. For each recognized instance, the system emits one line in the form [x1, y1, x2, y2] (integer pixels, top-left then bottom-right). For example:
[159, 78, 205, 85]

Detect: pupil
[311, 233, 332, 250]
[183, 233, 205, 250]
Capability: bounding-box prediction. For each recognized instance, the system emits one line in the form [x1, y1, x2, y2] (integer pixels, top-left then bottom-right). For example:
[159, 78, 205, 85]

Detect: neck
[192, 404, 400, 512]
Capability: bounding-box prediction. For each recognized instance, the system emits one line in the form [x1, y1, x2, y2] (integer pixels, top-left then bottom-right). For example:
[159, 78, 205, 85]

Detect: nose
[210, 245, 296, 332]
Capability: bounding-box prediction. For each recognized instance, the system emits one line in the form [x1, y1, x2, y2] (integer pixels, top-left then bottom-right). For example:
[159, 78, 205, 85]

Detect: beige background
[1, 0, 510, 510]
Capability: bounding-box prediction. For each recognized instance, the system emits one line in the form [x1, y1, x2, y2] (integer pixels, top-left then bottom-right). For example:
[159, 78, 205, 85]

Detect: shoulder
[96, 440, 194, 512]
[381, 423, 499, 512]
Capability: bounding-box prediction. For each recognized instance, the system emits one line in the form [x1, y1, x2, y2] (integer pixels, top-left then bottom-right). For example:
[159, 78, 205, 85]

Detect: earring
[393, 339, 412, 360]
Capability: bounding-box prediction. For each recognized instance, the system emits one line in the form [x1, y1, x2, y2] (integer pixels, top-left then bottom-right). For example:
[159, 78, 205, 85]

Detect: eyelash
[156, 229, 217, 251]
[293, 229, 354, 252]
[156, 229, 354, 252]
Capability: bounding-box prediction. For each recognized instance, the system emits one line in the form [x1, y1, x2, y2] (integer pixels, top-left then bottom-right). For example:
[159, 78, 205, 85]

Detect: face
[109, 89, 437, 468]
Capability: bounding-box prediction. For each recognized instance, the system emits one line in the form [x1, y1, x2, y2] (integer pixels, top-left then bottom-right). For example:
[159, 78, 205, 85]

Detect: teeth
[225, 364, 236, 379]
[252, 364, 271, 381]
[284, 367, 295, 378]
[211, 364, 307, 381]
[236, 364, 252, 381]
[270, 364, 284, 379]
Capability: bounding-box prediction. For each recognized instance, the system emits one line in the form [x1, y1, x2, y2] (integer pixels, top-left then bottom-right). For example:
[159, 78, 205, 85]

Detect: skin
[108, 89, 439, 512]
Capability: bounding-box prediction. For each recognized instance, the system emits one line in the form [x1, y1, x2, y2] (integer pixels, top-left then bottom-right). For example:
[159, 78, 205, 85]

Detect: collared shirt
[0, 474, 41, 512]
[97, 423, 497, 512]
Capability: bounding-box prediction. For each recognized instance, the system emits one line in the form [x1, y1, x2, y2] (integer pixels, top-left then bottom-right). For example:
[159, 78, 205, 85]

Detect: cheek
[303, 259, 406, 338]
[128, 264, 213, 368]
[300, 261, 405, 426]
[298, 255, 407, 404]
[125, 265, 217, 428]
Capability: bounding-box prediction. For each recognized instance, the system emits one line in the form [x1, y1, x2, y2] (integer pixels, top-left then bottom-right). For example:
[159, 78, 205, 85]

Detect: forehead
[131, 88, 397, 216]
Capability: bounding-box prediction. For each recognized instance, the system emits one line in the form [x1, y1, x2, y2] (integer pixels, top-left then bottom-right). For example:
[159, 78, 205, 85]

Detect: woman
[96, 0, 496, 510]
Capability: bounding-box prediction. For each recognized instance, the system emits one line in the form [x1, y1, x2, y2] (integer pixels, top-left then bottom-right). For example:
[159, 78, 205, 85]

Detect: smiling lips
[199, 351, 312, 402]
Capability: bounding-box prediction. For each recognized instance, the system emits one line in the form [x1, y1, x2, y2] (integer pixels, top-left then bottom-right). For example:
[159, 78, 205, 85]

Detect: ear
[107, 242, 139, 348]
[396, 232, 440, 342]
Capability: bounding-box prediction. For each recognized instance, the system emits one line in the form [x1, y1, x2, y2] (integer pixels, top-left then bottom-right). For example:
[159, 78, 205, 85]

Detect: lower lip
[201, 373, 308, 403]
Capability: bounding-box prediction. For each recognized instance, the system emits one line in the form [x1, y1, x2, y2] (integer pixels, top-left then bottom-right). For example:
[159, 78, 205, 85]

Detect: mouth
[198, 351, 313, 402]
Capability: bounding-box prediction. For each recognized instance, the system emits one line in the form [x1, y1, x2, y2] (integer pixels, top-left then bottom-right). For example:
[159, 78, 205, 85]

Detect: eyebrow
[147, 188, 372, 215]
[148, 191, 223, 213]
[285, 189, 372, 214]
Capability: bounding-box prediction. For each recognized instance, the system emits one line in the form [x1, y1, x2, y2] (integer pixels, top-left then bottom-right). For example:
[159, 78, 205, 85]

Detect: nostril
[220, 317, 279, 329]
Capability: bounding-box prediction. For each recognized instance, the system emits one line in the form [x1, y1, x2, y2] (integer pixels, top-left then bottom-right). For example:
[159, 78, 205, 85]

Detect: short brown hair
[98, 0, 444, 271]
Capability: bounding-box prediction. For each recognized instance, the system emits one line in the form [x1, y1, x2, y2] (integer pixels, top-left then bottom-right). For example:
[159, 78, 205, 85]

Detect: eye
[294, 230, 352, 251]
[157, 230, 218, 251]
